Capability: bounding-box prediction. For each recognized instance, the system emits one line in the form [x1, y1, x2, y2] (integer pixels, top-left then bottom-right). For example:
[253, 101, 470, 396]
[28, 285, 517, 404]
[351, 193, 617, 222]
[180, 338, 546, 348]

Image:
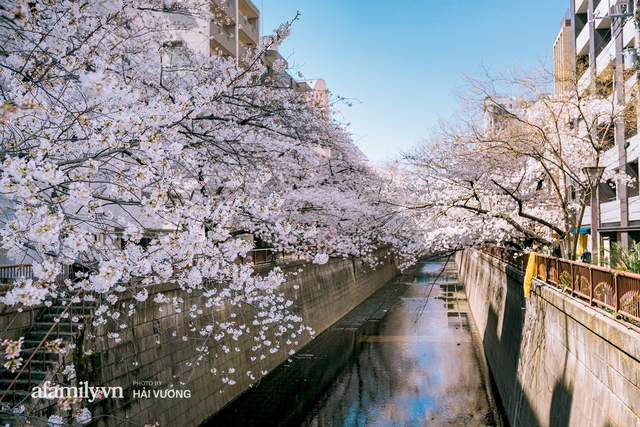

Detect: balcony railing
[482, 247, 640, 324]
[0, 264, 33, 295]
[238, 248, 274, 265]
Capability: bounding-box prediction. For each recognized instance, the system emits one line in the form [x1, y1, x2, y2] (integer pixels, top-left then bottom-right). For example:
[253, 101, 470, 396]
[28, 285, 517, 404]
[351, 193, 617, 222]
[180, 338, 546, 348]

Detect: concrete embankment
[457, 250, 640, 427]
[80, 248, 399, 427]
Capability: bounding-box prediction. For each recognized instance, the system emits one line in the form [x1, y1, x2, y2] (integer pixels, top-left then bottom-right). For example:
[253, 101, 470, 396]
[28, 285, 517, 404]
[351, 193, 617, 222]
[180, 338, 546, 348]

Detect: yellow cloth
[576, 234, 587, 261]
[523, 252, 536, 298]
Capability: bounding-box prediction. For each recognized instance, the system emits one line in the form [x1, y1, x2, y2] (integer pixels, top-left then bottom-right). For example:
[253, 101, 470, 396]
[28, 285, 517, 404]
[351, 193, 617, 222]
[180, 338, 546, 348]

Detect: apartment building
[170, 0, 260, 58]
[169, 2, 330, 114]
[555, 0, 640, 254]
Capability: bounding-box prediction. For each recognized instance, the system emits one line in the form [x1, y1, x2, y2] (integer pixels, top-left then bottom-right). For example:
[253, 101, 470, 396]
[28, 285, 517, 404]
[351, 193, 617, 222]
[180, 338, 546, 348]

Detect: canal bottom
[204, 258, 507, 427]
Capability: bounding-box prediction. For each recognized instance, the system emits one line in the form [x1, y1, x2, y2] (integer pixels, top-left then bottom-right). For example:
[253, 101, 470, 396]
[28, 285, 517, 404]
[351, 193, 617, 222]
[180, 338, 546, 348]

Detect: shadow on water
[204, 259, 509, 427]
[202, 280, 408, 427]
[201, 326, 365, 427]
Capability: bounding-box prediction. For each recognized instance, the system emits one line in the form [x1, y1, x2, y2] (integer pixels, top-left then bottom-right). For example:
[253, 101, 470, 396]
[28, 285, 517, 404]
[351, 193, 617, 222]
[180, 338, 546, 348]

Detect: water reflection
[205, 260, 503, 427]
[302, 260, 499, 427]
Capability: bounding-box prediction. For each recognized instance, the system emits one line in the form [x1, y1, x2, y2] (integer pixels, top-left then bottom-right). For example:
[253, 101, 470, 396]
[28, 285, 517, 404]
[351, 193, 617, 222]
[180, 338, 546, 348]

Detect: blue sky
[260, 1, 570, 163]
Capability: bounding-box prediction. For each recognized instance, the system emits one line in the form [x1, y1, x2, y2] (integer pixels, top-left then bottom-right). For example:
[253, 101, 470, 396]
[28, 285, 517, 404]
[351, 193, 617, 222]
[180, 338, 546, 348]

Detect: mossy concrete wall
[457, 250, 640, 427]
[0, 306, 42, 343]
[80, 249, 398, 427]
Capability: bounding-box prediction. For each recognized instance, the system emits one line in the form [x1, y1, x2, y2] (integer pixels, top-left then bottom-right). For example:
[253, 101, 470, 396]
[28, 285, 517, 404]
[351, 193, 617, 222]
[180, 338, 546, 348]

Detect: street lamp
[583, 166, 605, 262]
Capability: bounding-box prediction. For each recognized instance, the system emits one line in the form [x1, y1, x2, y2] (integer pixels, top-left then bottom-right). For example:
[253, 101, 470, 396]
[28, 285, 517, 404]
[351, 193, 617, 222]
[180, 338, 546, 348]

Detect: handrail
[0, 263, 34, 270]
[0, 289, 91, 404]
[481, 247, 640, 324]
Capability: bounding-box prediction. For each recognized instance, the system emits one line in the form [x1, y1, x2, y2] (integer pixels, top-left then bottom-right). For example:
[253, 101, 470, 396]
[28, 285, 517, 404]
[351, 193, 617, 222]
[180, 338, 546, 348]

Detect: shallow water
[206, 259, 504, 427]
[301, 260, 501, 427]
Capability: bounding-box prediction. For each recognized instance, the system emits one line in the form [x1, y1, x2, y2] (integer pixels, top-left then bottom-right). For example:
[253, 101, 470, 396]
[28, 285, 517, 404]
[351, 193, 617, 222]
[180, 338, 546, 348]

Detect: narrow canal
[204, 257, 506, 427]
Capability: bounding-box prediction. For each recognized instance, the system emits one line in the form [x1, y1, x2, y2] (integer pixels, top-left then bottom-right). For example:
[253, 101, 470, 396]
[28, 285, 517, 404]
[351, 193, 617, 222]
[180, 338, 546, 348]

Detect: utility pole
[235, 0, 239, 65]
[613, 2, 630, 248]
[636, 0, 640, 134]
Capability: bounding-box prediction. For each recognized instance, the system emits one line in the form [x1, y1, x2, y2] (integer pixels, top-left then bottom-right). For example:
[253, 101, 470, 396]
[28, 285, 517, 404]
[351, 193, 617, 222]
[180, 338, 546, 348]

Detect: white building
[556, 0, 640, 252]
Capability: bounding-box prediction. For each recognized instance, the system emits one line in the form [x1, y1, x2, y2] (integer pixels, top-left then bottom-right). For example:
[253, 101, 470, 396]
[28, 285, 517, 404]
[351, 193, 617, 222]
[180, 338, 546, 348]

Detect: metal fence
[0, 250, 276, 295]
[238, 248, 274, 266]
[0, 263, 33, 295]
[482, 246, 528, 270]
[482, 247, 640, 324]
[536, 254, 640, 323]
[0, 289, 95, 404]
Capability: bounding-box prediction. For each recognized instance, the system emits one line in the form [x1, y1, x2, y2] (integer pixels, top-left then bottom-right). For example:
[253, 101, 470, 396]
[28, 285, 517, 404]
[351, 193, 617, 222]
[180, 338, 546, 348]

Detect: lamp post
[583, 166, 605, 262]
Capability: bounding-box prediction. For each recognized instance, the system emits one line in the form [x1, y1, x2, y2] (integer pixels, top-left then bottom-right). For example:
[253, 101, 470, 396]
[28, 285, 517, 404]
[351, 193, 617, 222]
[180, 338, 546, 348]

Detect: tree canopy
[0, 1, 421, 423]
[404, 68, 628, 259]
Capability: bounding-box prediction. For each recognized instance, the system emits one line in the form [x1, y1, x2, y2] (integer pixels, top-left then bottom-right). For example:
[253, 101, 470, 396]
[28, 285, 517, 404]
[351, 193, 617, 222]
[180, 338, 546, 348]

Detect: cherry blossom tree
[404, 68, 627, 259]
[0, 0, 418, 424]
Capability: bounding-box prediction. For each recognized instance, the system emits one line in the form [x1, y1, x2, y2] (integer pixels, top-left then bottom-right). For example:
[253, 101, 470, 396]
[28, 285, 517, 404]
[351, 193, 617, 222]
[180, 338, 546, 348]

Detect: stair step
[37, 314, 88, 324]
[0, 374, 47, 389]
[0, 388, 31, 401]
[19, 336, 73, 348]
[0, 388, 31, 405]
[31, 322, 84, 334]
[26, 328, 77, 337]
[0, 414, 17, 427]
[0, 295, 93, 410]
[15, 346, 66, 360]
[45, 306, 91, 315]
[0, 366, 52, 380]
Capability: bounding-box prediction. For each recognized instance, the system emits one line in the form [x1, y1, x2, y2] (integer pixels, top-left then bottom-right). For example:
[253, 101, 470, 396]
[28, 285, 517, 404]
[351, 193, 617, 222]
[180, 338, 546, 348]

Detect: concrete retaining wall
[0, 306, 43, 343]
[457, 250, 640, 427]
[78, 249, 398, 427]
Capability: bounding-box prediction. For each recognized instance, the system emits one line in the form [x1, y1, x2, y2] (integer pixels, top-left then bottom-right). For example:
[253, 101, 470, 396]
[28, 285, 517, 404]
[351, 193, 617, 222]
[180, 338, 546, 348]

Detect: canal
[204, 257, 506, 427]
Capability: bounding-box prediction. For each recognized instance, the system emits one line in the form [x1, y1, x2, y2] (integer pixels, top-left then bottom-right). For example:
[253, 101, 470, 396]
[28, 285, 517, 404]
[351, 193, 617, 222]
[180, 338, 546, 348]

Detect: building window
[625, 101, 638, 139]
[628, 160, 639, 198]
[600, 177, 617, 202]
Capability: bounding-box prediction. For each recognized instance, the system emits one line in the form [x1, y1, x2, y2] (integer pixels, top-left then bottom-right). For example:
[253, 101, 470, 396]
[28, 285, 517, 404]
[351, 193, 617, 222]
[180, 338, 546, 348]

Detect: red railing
[483, 246, 528, 270]
[482, 247, 640, 324]
[535, 254, 640, 322]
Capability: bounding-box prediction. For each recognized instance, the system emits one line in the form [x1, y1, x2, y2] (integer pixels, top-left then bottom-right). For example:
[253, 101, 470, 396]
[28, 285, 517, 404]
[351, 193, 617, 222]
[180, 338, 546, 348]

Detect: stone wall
[78, 248, 398, 427]
[457, 250, 640, 427]
[0, 306, 42, 343]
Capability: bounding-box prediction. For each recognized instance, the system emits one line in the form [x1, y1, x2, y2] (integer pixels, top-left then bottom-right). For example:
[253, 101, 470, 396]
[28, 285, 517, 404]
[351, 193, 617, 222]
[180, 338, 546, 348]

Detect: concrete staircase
[0, 295, 92, 425]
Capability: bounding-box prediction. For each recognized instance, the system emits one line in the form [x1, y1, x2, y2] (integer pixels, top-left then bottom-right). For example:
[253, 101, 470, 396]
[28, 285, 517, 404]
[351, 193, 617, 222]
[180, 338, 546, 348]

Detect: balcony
[238, 14, 259, 47]
[594, 0, 612, 29]
[601, 145, 619, 168]
[575, 0, 588, 13]
[623, 17, 636, 48]
[210, 24, 236, 56]
[263, 48, 285, 67]
[578, 67, 591, 93]
[627, 134, 640, 162]
[237, 0, 259, 20]
[576, 25, 590, 56]
[210, 1, 236, 24]
[581, 208, 591, 226]
[595, 39, 615, 75]
[601, 199, 621, 224]
[629, 196, 640, 221]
